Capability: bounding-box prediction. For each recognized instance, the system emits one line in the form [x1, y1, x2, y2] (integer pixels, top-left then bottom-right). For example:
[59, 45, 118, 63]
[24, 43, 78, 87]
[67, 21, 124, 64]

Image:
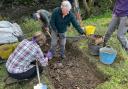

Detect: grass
[78, 12, 128, 89]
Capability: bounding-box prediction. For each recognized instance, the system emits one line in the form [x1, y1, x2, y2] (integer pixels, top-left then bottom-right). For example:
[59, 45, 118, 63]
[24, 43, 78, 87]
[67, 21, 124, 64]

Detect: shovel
[34, 60, 47, 89]
[46, 30, 51, 38]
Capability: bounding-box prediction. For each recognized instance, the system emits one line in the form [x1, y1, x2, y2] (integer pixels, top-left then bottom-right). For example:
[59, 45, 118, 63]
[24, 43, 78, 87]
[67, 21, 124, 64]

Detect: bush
[2, 0, 35, 5]
[98, 0, 115, 13]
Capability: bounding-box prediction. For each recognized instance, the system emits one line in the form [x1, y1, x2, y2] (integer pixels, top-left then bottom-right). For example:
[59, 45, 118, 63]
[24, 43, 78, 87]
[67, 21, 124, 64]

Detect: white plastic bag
[0, 21, 23, 44]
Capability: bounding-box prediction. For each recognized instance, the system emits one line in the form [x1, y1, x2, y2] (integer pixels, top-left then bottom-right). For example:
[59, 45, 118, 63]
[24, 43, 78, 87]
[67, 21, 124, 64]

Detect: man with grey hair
[49, 0, 85, 59]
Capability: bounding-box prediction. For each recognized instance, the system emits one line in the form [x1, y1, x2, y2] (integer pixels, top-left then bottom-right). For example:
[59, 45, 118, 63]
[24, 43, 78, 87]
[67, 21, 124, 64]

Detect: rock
[67, 62, 74, 67]
[57, 62, 64, 68]
[55, 76, 60, 82]
[65, 69, 74, 78]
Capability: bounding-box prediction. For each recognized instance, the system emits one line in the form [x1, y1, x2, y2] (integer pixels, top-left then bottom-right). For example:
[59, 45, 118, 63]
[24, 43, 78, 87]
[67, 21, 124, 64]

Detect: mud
[45, 41, 105, 89]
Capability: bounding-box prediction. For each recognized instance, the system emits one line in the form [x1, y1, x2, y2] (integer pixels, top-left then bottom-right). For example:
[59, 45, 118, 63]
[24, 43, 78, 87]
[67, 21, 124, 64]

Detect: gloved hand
[42, 57, 48, 66]
[45, 51, 53, 60]
[81, 27, 86, 36]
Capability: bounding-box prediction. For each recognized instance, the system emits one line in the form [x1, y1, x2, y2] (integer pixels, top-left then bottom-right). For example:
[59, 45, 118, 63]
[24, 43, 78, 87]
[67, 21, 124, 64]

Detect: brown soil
[45, 41, 105, 89]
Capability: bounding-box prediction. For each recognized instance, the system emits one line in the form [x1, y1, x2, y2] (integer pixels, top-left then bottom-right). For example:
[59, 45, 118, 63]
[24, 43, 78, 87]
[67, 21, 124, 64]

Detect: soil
[45, 41, 105, 89]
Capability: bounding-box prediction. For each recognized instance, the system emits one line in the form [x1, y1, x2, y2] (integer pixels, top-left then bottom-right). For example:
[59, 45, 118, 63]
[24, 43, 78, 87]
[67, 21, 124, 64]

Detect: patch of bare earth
[46, 41, 105, 89]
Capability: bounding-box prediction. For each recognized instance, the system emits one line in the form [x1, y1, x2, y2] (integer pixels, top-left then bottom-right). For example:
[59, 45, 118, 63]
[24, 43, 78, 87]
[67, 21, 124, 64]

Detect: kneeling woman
[6, 31, 48, 80]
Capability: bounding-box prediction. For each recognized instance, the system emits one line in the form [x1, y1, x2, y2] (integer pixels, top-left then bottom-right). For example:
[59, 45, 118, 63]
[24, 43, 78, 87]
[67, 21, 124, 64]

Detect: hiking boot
[4, 77, 18, 85]
[60, 54, 66, 59]
[125, 48, 128, 54]
[103, 42, 106, 47]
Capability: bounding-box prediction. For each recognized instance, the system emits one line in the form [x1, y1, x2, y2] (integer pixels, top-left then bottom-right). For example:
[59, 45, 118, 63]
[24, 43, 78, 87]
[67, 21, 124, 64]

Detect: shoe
[4, 77, 18, 85]
[60, 54, 66, 59]
[103, 42, 106, 47]
[125, 48, 128, 54]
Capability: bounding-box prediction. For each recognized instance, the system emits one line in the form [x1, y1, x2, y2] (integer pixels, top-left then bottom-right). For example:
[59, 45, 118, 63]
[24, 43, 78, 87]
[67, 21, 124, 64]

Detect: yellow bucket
[85, 25, 96, 35]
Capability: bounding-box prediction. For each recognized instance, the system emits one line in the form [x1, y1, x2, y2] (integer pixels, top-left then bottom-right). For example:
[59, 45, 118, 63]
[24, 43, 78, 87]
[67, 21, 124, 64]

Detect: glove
[81, 27, 86, 36]
[45, 51, 53, 60]
[43, 57, 48, 66]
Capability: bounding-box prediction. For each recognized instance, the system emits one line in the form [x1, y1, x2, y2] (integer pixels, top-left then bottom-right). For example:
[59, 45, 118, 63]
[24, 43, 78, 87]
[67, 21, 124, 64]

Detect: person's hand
[43, 57, 48, 66]
[44, 27, 49, 32]
[45, 51, 53, 60]
[81, 27, 86, 36]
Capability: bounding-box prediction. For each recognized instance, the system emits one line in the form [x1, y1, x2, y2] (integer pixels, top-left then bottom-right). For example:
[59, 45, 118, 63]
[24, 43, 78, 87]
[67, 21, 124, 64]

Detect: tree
[81, 0, 114, 17]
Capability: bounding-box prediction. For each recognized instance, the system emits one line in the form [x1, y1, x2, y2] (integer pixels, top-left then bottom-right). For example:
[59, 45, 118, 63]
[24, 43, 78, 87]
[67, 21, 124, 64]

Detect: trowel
[34, 61, 47, 89]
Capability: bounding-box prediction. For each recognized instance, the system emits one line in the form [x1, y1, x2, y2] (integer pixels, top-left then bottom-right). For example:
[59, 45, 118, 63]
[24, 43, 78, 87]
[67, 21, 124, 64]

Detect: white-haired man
[49, 1, 85, 59]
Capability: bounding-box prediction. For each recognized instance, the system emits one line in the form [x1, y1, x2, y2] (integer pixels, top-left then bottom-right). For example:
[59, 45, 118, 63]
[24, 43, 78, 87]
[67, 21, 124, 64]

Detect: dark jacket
[50, 7, 84, 34]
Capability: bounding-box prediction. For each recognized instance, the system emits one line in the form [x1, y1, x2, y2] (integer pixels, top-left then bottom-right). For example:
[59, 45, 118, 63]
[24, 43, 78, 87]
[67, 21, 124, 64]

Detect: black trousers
[8, 65, 43, 80]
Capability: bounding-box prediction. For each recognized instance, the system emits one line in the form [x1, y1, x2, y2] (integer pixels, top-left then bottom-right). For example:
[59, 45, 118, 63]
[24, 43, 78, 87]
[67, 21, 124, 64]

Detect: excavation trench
[44, 40, 106, 89]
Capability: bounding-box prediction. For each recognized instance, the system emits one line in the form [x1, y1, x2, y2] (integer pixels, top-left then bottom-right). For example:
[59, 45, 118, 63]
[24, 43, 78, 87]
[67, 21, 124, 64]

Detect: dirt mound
[46, 41, 104, 89]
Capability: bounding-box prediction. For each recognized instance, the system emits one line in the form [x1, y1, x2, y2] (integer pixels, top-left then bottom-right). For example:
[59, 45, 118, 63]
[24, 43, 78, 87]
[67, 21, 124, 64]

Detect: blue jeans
[50, 30, 66, 56]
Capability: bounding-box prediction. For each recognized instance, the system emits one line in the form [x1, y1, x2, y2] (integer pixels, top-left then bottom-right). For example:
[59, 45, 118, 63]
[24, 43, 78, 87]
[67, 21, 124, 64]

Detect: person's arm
[50, 8, 58, 32]
[42, 11, 51, 32]
[70, 12, 84, 34]
[35, 46, 48, 67]
[39, 13, 49, 28]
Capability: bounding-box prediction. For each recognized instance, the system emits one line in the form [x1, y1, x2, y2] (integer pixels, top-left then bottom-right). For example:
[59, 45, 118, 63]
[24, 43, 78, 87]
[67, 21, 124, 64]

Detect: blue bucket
[99, 46, 117, 64]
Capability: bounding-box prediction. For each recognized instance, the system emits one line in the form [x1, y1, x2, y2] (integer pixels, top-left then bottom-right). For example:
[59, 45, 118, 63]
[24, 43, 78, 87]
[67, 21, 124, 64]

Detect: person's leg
[117, 16, 128, 50]
[59, 33, 66, 59]
[8, 66, 43, 80]
[104, 15, 120, 46]
[50, 30, 58, 56]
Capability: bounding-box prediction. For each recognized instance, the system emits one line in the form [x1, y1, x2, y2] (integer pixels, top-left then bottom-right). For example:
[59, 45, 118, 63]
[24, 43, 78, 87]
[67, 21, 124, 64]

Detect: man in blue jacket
[49, 1, 84, 59]
[104, 0, 128, 51]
